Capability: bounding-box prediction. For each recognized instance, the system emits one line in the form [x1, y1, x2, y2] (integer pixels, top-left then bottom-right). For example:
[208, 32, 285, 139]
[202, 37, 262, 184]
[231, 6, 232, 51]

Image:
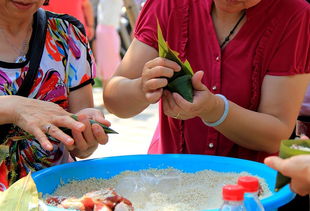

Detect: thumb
[192, 71, 207, 91]
[264, 156, 284, 171]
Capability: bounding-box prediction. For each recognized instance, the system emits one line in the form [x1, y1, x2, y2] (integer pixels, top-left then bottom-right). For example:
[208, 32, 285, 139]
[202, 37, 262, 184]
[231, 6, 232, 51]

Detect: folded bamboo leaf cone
[157, 20, 194, 103]
[167, 75, 193, 103]
[275, 139, 310, 191]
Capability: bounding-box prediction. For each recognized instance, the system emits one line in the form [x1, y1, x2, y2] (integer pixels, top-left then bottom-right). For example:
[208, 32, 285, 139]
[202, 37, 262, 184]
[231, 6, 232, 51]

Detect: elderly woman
[104, 0, 309, 161]
[0, 0, 110, 190]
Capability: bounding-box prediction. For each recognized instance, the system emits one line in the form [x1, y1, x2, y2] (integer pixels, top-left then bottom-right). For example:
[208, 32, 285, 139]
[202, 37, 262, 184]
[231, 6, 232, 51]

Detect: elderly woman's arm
[0, 95, 85, 150]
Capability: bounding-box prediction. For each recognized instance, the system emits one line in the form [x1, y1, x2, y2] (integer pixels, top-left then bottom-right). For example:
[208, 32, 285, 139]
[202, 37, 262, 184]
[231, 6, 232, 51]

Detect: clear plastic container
[220, 184, 246, 211]
[238, 176, 265, 211]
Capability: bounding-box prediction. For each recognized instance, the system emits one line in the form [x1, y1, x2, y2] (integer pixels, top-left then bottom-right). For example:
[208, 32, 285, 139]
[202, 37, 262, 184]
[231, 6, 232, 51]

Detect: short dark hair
[43, 0, 49, 5]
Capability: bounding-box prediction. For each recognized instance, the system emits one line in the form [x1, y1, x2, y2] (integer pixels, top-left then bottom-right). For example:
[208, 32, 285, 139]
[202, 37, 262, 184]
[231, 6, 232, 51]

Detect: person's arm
[104, 38, 180, 118]
[217, 74, 309, 153]
[0, 95, 85, 151]
[68, 83, 94, 113]
[166, 73, 310, 154]
[264, 155, 310, 196]
[82, 0, 95, 40]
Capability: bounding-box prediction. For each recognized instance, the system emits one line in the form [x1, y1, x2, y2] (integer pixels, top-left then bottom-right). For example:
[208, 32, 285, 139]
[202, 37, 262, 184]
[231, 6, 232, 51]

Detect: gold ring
[174, 112, 181, 119]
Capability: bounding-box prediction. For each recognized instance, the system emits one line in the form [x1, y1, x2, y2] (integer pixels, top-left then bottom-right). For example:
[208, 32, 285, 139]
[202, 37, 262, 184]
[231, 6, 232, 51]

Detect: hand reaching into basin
[264, 155, 310, 196]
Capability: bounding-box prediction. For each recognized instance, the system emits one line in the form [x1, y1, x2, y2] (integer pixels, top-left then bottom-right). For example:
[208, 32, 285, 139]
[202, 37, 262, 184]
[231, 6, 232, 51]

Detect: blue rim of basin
[32, 154, 295, 211]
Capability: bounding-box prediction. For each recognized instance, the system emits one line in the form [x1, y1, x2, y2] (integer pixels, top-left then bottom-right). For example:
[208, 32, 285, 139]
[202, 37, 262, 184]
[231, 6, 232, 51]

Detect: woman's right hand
[264, 155, 310, 196]
[5, 96, 85, 151]
[141, 57, 181, 104]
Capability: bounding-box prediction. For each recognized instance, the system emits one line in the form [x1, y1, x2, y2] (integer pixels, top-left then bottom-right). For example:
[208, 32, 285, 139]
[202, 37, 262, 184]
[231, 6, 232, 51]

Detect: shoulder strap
[16, 8, 48, 97]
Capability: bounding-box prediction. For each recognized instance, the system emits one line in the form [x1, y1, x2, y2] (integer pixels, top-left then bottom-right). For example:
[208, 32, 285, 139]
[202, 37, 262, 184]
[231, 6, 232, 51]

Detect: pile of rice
[49, 168, 272, 211]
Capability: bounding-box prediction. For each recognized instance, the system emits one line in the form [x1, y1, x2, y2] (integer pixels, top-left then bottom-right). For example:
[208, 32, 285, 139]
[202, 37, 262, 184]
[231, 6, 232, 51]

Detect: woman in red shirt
[103, 0, 310, 163]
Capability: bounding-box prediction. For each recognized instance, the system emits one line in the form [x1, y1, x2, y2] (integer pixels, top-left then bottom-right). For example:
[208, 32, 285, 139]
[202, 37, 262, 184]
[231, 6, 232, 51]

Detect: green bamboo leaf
[157, 20, 168, 57]
[275, 139, 310, 191]
[70, 115, 118, 134]
[0, 173, 39, 211]
[157, 20, 194, 102]
[157, 20, 194, 77]
[167, 75, 193, 102]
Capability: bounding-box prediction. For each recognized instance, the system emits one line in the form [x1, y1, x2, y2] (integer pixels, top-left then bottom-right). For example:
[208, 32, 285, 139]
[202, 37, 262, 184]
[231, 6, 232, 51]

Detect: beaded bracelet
[203, 94, 229, 127]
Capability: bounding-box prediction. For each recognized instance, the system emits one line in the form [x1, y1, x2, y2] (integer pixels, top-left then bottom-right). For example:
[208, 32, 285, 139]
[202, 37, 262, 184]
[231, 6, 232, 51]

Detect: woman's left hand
[162, 71, 218, 121]
[66, 108, 110, 159]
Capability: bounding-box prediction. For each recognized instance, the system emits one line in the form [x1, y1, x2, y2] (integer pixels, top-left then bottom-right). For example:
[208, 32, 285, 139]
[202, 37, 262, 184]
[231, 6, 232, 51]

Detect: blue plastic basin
[32, 154, 295, 211]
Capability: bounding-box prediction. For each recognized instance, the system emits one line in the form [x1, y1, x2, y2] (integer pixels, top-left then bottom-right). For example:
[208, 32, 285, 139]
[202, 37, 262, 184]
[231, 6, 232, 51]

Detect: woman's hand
[141, 57, 180, 104]
[264, 155, 310, 196]
[67, 108, 110, 159]
[162, 71, 220, 121]
[8, 96, 85, 151]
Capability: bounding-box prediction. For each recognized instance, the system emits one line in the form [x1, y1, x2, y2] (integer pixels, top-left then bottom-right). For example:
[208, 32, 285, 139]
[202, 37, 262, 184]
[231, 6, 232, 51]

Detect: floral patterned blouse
[0, 11, 95, 190]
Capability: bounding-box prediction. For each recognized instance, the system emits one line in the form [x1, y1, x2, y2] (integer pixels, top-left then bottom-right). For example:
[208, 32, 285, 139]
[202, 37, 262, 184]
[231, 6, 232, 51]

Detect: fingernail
[77, 123, 84, 128]
[66, 138, 74, 145]
[44, 143, 53, 151]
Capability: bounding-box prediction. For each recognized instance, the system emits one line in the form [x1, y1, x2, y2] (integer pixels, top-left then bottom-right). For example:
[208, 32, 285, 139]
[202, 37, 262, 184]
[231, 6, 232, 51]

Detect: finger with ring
[174, 112, 181, 119]
[43, 124, 52, 134]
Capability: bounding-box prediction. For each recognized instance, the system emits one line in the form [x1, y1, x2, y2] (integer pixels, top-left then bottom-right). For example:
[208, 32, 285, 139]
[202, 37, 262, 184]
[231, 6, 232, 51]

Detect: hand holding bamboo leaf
[265, 154, 310, 196]
[264, 139, 310, 194]
[65, 110, 117, 159]
[162, 71, 221, 122]
[141, 57, 181, 104]
[5, 96, 85, 150]
[156, 21, 226, 123]
[6, 101, 117, 156]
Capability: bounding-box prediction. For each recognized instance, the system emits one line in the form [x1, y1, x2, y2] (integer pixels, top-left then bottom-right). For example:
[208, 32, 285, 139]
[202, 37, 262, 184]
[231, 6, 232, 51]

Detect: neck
[212, 5, 244, 24]
[0, 16, 33, 35]
[0, 14, 33, 63]
[211, 4, 246, 49]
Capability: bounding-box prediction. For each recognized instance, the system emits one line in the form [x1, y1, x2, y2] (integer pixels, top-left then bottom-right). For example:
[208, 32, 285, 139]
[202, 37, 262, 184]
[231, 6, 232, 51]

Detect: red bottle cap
[237, 176, 259, 193]
[222, 184, 245, 201]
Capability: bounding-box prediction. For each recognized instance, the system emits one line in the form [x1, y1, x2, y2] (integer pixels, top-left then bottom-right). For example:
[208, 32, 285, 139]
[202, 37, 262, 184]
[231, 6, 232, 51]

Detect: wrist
[200, 94, 223, 121]
[202, 94, 229, 127]
[0, 96, 19, 125]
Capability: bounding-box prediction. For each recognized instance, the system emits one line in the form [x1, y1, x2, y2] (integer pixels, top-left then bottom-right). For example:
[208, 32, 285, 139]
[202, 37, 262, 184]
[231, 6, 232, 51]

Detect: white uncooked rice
[49, 168, 272, 211]
[290, 144, 310, 152]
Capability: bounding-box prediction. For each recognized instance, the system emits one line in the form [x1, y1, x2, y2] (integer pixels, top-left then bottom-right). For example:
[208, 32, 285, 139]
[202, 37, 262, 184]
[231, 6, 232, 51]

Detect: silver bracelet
[203, 94, 229, 127]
